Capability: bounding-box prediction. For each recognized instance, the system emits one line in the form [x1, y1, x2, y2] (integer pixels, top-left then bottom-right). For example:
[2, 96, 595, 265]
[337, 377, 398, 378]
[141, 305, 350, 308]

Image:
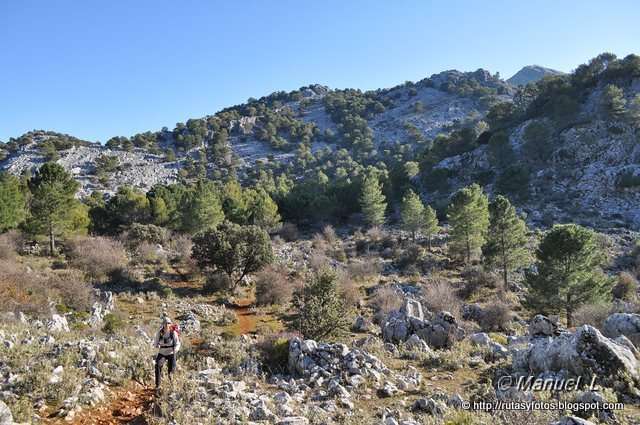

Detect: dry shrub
[572, 302, 613, 329]
[0, 259, 50, 318]
[50, 269, 96, 313]
[278, 222, 299, 242]
[478, 298, 512, 331]
[419, 279, 462, 316]
[0, 230, 23, 260]
[255, 267, 299, 306]
[397, 244, 425, 269]
[308, 252, 331, 271]
[67, 236, 127, 281]
[370, 286, 403, 323]
[134, 242, 166, 265]
[613, 272, 639, 301]
[340, 274, 362, 308]
[169, 234, 192, 263]
[321, 224, 338, 244]
[460, 265, 500, 298]
[346, 258, 380, 282]
[366, 226, 384, 244]
[311, 233, 330, 253]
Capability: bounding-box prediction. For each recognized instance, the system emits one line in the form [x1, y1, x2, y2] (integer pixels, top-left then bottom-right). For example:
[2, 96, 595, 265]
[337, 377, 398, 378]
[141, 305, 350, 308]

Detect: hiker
[154, 316, 180, 389]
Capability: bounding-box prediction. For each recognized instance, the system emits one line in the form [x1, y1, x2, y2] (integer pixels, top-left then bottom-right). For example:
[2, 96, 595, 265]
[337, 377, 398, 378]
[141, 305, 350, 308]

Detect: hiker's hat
[162, 315, 172, 324]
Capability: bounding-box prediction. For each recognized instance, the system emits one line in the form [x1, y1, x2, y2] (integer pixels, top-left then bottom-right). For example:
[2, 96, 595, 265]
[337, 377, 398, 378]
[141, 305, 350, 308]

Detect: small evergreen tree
[525, 224, 612, 327]
[27, 163, 80, 253]
[248, 188, 281, 231]
[483, 196, 528, 291]
[447, 183, 489, 264]
[180, 180, 224, 235]
[359, 174, 386, 227]
[400, 189, 426, 241]
[292, 267, 351, 340]
[0, 172, 26, 232]
[599, 84, 627, 121]
[164, 148, 176, 162]
[423, 205, 439, 251]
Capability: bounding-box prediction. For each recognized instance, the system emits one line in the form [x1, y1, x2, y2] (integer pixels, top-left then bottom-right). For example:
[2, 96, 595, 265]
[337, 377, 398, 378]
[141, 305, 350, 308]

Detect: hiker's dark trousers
[155, 353, 176, 388]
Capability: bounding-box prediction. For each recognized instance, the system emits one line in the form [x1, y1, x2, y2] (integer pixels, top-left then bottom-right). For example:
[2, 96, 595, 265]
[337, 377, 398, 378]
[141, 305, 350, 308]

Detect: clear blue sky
[1, 0, 639, 143]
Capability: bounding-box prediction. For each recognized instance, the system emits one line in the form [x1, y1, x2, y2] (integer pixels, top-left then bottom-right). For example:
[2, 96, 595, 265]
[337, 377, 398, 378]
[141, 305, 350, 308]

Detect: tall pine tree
[482, 195, 528, 291]
[359, 174, 386, 227]
[447, 183, 489, 264]
[423, 205, 439, 251]
[27, 163, 80, 254]
[180, 180, 225, 234]
[0, 172, 26, 232]
[525, 224, 611, 327]
[400, 189, 426, 241]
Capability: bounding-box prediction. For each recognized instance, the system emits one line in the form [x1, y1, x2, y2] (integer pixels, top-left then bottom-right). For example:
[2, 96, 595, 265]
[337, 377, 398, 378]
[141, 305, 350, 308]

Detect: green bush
[102, 312, 125, 334]
[617, 172, 640, 189]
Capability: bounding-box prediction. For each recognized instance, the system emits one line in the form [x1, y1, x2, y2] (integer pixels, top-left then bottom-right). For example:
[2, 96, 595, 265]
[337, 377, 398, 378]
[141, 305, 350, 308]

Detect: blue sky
[1, 0, 639, 143]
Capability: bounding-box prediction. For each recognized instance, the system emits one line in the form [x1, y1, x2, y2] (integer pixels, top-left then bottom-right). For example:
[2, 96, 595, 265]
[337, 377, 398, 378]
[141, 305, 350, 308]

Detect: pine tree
[359, 174, 386, 227]
[149, 196, 169, 226]
[599, 84, 627, 121]
[630, 94, 640, 128]
[447, 183, 489, 264]
[164, 148, 176, 162]
[221, 180, 249, 224]
[525, 224, 612, 327]
[0, 172, 26, 232]
[483, 195, 528, 291]
[27, 163, 80, 254]
[180, 180, 225, 235]
[248, 188, 281, 231]
[423, 205, 439, 251]
[292, 267, 351, 340]
[400, 189, 426, 241]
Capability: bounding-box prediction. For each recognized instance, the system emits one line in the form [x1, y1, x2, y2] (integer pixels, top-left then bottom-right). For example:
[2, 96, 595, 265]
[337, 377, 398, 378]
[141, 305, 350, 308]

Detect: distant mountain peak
[506, 65, 564, 86]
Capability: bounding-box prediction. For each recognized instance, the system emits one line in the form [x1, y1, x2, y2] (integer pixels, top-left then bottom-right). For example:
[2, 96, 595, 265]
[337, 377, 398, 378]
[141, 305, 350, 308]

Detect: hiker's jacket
[154, 327, 181, 356]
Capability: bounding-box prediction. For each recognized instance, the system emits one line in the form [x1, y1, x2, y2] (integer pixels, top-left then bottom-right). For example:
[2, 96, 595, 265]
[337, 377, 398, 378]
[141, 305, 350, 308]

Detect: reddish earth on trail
[63, 386, 154, 425]
[227, 300, 255, 334]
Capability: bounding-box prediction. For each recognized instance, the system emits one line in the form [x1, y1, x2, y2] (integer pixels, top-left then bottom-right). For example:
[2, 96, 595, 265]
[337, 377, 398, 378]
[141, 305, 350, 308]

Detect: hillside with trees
[1, 53, 640, 424]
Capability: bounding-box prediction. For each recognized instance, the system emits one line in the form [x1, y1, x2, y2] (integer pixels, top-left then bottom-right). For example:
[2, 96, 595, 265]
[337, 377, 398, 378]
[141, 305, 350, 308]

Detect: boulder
[528, 314, 564, 338]
[552, 416, 596, 425]
[514, 325, 639, 395]
[401, 298, 425, 321]
[0, 400, 12, 425]
[602, 313, 640, 348]
[46, 315, 69, 332]
[416, 311, 466, 349]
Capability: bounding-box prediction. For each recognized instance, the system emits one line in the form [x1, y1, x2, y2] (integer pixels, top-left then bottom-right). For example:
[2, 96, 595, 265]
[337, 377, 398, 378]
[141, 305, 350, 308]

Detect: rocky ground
[1, 230, 640, 425]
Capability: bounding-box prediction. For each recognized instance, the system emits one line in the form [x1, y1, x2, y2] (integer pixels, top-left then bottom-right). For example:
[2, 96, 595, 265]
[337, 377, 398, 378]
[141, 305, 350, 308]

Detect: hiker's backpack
[160, 324, 181, 343]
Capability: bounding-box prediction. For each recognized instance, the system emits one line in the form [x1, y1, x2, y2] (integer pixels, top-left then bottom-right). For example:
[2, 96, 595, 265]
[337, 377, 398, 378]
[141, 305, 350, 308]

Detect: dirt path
[227, 300, 255, 334]
[65, 386, 155, 425]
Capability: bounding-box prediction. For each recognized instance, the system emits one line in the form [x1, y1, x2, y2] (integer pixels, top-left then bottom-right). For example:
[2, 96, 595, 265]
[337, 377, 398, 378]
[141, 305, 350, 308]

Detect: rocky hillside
[506, 65, 565, 86]
[2, 53, 640, 231]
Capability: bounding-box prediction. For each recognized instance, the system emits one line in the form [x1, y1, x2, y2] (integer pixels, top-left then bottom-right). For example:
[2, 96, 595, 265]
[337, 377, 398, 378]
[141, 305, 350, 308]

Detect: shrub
[67, 236, 127, 281]
[220, 330, 238, 340]
[169, 233, 193, 263]
[419, 279, 462, 315]
[278, 222, 299, 242]
[50, 269, 96, 313]
[460, 266, 499, 298]
[0, 259, 50, 317]
[478, 298, 512, 331]
[126, 223, 164, 247]
[134, 242, 165, 265]
[572, 302, 612, 329]
[397, 244, 425, 269]
[340, 274, 362, 308]
[255, 267, 298, 306]
[0, 230, 23, 260]
[204, 273, 232, 294]
[307, 252, 331, 271]
[102, 312, 125, 334]
[346, 258, 380, 281]
[613, 272, 639, 301]
[256, 332, 299, 375]
[321, 224, 338, 244]
[370, 286, 403, 323]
